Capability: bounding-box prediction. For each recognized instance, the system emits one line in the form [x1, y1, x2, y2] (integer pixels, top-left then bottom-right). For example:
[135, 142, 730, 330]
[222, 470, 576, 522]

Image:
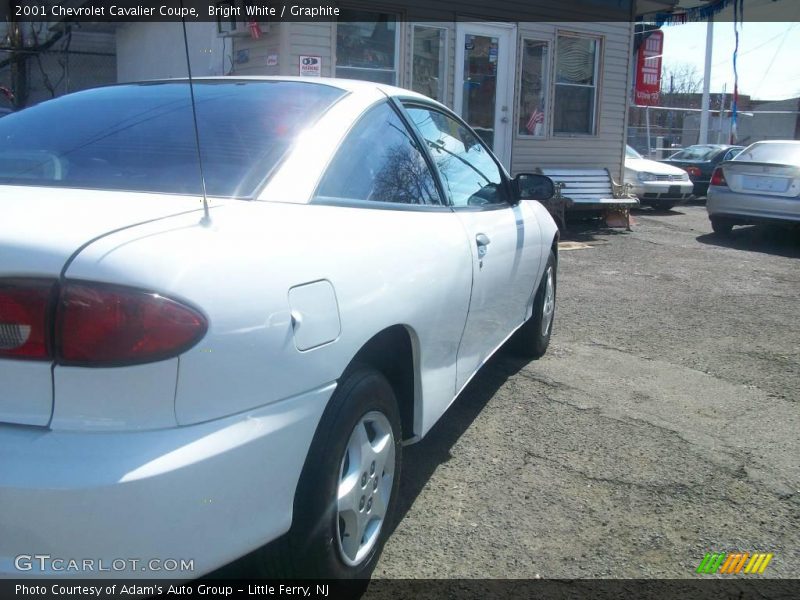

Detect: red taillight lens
[0, 279, 55, 360]
[685, 166, 702, 178]
[710, 167, 727, 187]
[57, 282, 207, 366]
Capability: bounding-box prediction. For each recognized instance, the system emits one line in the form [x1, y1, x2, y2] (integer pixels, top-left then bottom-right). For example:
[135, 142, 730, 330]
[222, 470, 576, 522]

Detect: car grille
[654, 174, 685, 181]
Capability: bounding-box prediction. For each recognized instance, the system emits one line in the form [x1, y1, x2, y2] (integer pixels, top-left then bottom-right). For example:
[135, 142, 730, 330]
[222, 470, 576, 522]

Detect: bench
[536, 168, 639, 231]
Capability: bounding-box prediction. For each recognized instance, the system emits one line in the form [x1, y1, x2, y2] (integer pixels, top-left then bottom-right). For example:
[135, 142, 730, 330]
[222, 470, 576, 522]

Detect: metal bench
[537, 168, 639, 231]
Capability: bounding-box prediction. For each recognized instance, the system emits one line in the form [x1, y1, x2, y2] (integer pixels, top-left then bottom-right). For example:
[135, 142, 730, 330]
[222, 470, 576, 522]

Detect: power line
[752, 24, 795, 97]
[711, 24, 796, 68]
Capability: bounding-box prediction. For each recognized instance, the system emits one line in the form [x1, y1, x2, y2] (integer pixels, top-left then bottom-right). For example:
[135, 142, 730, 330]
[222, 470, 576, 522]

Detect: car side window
[315, 102, 442, 206]
[404, 105, 508, 208]
[723, 149, 740, 161]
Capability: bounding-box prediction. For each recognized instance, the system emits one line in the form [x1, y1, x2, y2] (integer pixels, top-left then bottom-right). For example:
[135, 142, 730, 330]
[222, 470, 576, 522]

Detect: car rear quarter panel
[64, 200, 473, 433]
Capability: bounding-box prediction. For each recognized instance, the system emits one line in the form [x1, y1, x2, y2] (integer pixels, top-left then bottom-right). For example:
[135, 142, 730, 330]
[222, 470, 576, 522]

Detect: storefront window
[336, 10, 398, 85]
[411, 26, 447, 103]
[554, 35, 600, 135]
[518, 39, 549, 137]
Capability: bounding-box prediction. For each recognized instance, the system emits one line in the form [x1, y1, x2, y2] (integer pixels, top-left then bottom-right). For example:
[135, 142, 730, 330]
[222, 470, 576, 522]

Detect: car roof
[131, 75, 437, 103]
[747, 140, 800, 146]
[681, 144, 741, 150]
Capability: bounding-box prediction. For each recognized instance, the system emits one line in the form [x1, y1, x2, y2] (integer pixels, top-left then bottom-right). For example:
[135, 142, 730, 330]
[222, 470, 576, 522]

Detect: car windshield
[668, 146, 720, 161]
[0, 81, 345, 197]
[626, 146, 643, 159]
[733, 142, 800, 167]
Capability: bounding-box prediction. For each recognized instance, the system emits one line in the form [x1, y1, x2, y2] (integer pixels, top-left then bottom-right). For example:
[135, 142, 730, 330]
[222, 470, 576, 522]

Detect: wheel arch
[551, 231, 559, 267]
[347, 324, 421, 443]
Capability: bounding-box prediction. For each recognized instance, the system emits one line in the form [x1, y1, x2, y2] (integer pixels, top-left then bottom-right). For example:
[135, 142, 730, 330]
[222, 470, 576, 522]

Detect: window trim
[553, 31, 603, 137]
[334, 10, 402, 86]
[310, 99, 447, 210]
[410, 24, 449, 105]
[515, 36, 551, 140]
[399, 99, 516, 212]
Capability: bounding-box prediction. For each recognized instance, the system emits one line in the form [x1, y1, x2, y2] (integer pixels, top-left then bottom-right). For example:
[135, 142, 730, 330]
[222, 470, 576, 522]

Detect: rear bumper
[692, 181, 710, 197]
[0, 383, 334, 578]
[707, 187, 800, 224]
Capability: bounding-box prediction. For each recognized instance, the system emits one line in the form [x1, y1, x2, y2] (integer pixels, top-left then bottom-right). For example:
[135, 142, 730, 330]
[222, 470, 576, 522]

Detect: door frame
[454, 22, 517, 169]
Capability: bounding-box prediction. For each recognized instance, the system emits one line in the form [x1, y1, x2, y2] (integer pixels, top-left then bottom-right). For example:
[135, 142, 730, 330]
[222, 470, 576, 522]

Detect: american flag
[526, 107, 544, 135]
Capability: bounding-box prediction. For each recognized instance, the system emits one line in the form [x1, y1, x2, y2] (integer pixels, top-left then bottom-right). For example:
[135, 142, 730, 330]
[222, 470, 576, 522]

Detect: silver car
[707, 140, 800, 235]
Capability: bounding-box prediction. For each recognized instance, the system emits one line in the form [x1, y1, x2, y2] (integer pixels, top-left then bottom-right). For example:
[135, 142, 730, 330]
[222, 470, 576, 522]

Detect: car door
[310, 99, 475, 435]
[403, 103, 542, 392]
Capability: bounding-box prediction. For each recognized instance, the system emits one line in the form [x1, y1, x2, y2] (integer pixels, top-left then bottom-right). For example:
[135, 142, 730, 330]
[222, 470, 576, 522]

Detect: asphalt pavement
[372, 204, 799, 580]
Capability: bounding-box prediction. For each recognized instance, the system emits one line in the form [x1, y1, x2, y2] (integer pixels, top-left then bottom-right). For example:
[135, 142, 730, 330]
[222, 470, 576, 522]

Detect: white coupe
[0, 78, 558, 578]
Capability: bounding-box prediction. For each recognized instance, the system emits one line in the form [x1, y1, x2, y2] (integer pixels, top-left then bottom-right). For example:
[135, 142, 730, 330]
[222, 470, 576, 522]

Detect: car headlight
[679, 172, 690, 181]
[637, 172, 657, 182]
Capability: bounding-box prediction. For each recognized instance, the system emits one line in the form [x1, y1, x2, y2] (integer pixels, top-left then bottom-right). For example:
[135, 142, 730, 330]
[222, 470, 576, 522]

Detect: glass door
[454, 23, 515, 167]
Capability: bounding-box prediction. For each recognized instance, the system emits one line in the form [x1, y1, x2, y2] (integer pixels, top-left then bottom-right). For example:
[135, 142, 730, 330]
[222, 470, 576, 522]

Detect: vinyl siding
[510, 21, 634, 182]
[285, 22, 335, 78]
[229, 23, 282, 76]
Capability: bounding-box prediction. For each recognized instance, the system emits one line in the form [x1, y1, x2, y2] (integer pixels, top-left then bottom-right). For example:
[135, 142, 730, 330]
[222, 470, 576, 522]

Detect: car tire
[258, 366, 402, 579]
[710, 217, 733, 236]
[655, 202, 675, 211]
[511, 251, 556, 359]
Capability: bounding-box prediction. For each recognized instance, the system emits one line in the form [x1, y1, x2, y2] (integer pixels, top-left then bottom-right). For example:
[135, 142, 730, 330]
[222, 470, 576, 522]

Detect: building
[115, 1, 639, 180]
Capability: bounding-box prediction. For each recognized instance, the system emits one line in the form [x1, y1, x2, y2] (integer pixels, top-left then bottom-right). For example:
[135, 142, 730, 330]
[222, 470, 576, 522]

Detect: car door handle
[476, 233, 491, 258]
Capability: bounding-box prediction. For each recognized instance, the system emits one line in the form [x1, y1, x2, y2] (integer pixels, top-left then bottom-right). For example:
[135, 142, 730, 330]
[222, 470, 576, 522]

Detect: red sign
[635, 30, 663, 106]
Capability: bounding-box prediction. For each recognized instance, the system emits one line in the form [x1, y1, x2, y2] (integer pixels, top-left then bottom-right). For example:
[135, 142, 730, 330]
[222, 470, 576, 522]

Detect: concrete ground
[372, 204, 799, 579]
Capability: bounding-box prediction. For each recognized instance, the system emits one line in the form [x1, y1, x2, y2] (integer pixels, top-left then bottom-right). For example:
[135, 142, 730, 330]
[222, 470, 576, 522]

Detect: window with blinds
[554, 35, 600, 135]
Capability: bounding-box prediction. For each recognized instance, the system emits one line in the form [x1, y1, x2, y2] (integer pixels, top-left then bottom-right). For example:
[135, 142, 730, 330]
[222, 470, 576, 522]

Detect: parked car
[661, 144, 743, 197]
[0, 78, 557, 579]
[707, 140, 800, 235]
[624, 145, 693, 210]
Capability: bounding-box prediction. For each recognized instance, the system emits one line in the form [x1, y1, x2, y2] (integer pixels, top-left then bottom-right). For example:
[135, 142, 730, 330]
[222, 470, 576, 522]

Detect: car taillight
[0, 279, 206, 366]
[0, 279, 55, 360]
[710, 167, 727, 187]
[685, 166, 702, 178]
[58, 282, 207, 366]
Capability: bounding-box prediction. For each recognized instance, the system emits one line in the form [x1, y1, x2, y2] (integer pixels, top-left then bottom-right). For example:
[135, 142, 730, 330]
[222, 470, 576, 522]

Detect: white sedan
[624, 145, 693, 210]
[0, 77, 558, 578]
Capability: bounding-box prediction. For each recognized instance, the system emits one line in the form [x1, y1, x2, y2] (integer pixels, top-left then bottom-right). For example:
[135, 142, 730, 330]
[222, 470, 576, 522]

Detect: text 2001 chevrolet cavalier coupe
[0, 78, 558, 578]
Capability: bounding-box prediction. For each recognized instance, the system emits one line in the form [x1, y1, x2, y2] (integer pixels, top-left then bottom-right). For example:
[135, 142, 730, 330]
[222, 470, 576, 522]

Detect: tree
[660, 62, 703, 96]
[1, 1, 69, 109]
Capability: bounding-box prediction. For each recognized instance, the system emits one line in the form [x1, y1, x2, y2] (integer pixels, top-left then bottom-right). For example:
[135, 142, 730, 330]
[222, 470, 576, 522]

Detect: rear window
[733, 142, 800, 167]
[0, 81, 345, 197]
[669, 146, 719, 161]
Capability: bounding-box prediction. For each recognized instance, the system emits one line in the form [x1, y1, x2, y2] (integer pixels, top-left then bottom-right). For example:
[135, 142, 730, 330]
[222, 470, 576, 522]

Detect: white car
[624, 145, 693, 210]
[0, 77, 558, 579]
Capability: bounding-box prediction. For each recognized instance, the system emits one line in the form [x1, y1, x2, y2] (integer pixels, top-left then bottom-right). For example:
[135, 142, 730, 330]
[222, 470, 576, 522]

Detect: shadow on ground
[561, 217, 631, 243]
[386, 349, 530, 537]
[631, 206, 687, 217]
[697, 224, 800, 259]
[208, 349, 531, 579]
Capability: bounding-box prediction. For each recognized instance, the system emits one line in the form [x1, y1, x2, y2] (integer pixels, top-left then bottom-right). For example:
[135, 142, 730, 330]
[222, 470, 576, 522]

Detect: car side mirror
[514, 173, 555, 201]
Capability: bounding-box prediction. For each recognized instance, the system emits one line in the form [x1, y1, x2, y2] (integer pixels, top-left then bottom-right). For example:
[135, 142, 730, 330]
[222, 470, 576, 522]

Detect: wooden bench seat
[536, 168, 639, 231]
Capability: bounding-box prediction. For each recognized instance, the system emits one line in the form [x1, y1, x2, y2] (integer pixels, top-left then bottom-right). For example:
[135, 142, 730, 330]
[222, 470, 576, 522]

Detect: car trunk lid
[723, 162, 800, 197]
[0, 185, 212, 426]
